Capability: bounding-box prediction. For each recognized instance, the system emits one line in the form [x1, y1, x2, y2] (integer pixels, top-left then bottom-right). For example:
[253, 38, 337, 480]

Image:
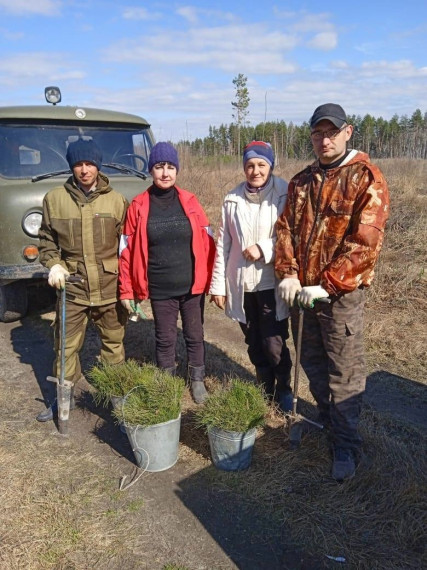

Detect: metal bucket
[125, 414, 181, 472]
[208, 426, 256, 471]
[110, 396, 127, 433]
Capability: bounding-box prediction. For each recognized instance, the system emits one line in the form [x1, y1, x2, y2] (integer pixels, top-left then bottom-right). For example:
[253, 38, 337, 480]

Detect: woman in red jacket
[119, 142, 216, 403]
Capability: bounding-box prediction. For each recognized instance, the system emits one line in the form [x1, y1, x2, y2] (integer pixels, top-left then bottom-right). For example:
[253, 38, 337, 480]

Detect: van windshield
[0, 123, 153, 179]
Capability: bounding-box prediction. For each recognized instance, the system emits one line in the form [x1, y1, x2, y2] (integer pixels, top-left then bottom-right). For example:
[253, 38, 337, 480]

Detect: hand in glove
[48, 264, 70, 290]
[121, 299, 133, 314]
[121, 299, 147, 320]
[278, 278, 302, 307]
[298, 285, 329, 308]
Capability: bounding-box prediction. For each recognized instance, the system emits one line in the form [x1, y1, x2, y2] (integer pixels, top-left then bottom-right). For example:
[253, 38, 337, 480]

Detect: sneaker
[332, 447, 356, 482]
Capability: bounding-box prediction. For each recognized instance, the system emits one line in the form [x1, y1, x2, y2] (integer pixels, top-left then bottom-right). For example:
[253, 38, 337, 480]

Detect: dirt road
[0, 287, 425, 569]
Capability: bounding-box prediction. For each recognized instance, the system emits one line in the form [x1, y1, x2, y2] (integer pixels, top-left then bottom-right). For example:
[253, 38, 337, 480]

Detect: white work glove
[121, 299, 147, 321]
[121, 299, 133, 314]
[48, 264, 70, 290]
[278, 278, 302, 307]
[298, 285, 329, 308]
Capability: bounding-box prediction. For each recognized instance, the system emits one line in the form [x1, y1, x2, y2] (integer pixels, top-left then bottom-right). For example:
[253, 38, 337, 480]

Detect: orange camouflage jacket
[275, 150, 390, 296]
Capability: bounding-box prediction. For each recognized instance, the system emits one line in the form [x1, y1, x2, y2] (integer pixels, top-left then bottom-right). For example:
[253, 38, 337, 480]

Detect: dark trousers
[239, 289, 292, 392]
[150, 293, 205, 369]
[290, 287, 366, 451]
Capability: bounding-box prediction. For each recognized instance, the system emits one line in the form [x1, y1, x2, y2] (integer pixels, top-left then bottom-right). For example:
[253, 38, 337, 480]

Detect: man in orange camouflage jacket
[275, 103, 389, 482]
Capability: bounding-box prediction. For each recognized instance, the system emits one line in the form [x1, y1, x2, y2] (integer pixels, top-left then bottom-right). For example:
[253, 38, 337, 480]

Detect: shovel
[46, 275, 83, 436]
[285, 298, 330, 448]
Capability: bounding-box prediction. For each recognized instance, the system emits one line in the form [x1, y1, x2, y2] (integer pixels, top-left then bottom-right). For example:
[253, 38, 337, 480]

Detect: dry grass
[0, 416, 137, 568]
[203, 408, 426, 569]
[0, 158, 425, 569]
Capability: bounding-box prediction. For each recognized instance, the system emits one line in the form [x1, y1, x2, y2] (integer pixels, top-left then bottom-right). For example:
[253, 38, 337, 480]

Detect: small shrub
[195, 378, 268, 433]
[87, 358, 148, 406]
[112, 366, 185, 427]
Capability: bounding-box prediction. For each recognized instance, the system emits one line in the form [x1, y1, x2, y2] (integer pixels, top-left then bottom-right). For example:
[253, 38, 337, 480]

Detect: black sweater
[147, 186, 194, 300]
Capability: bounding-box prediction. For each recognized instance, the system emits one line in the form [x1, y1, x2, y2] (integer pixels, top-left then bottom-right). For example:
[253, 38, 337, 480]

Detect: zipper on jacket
[101, 218, 105, 244]
[302, 169, 325, 284]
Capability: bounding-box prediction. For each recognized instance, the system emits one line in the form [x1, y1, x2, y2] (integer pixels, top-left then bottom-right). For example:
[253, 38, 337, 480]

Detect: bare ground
[0, 285, 426, 569]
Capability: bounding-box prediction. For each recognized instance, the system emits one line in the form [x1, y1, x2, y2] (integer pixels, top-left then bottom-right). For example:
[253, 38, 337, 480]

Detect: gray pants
[290, 287, 366, 451]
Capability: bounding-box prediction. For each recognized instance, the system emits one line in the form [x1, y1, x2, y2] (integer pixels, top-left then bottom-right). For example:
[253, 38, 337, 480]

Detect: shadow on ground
[6, 284, 426, 569]
[175, 420, 331, 570]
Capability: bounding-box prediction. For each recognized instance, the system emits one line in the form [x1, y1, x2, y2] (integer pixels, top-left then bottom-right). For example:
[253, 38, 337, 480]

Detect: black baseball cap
[310, 103, 347, 128]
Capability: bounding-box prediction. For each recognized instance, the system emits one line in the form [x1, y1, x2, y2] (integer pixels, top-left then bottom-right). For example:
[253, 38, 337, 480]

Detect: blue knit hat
[243, 141, 274, 169]
[148, 142, 179, 172]
[66, 139, 102, 171]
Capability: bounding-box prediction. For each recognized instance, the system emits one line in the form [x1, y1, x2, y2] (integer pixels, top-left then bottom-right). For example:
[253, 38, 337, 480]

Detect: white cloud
[0, 53, 84, 86]
[292, 12, 334, 33]
[104, 24, 298, 75]
[331, 60, 349, 69]
[0, 0, 60, 16]
[308, 31, 337, 50]
[122, 7, 162, 21]
[176, 6, 199, 25]
[360, 59, 427, 78]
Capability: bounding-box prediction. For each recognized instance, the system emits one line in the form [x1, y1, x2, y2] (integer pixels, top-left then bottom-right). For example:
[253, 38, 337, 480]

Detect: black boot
[255, 367, 275, 400]
[188, 365, 208, 404]
[36, 387, 75, 422]
[161, 366, 177, 376]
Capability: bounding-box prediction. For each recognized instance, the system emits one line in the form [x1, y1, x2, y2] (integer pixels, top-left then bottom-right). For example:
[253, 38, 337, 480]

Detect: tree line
[178, 109, 427, 161]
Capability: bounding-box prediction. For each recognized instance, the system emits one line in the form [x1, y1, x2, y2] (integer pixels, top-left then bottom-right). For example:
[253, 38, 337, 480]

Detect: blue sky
[0, 0, 426, 142]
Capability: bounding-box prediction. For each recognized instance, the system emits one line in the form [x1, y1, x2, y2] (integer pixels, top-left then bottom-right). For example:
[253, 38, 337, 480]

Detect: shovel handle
[66, 275, 85, 284]
[292, 296, 330, 414]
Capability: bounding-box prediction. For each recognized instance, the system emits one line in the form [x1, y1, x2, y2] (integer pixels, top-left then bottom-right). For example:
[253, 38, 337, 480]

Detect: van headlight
[23, 212, 43, 237]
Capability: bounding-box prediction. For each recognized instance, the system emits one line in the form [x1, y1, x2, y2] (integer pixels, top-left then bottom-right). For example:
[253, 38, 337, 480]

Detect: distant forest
[177, 109, 427, 161]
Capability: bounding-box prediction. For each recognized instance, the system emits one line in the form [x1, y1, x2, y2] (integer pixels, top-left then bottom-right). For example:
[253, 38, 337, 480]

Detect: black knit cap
[66, 139, 103, 171]
[310, 103, 347, 129]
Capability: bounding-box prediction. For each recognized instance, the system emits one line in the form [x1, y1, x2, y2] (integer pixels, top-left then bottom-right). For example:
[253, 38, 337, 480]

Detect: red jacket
[119, 185, 216, 300]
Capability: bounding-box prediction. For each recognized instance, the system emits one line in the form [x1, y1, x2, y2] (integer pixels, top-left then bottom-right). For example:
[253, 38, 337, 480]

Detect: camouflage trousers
[53, 299, 127, 384]
[290, 287, 366, 451]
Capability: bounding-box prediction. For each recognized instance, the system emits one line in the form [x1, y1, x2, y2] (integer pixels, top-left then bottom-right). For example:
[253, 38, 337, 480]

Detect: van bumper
[0, 263, 48, 285]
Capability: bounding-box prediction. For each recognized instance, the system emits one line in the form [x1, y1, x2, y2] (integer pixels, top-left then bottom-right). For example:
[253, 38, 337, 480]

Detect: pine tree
[231, 74, 250, 157]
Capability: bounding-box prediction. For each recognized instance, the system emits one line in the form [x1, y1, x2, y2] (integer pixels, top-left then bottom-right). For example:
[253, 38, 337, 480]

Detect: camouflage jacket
[39, 173, 128, 306]
[275, 150, 389, 296]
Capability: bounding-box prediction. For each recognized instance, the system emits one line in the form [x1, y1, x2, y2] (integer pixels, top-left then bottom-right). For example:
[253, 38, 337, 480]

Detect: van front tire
[0, 282, 28, 322]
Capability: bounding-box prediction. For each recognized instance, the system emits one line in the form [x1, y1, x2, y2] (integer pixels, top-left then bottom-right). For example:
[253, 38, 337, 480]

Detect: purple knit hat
[148, 142, 180, 172]
[243, 141, 274, 169]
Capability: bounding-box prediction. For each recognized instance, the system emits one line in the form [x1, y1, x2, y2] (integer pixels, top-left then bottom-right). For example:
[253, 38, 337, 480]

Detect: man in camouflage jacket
[36, 139, 128, 422]
[275, 103, 389, 481]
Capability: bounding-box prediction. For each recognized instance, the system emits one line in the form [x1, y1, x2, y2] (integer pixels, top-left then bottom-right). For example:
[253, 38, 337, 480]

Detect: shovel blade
[57, 381, 73, 436]
[285, 412, 324, 448]
[289, 421, 303, 448]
